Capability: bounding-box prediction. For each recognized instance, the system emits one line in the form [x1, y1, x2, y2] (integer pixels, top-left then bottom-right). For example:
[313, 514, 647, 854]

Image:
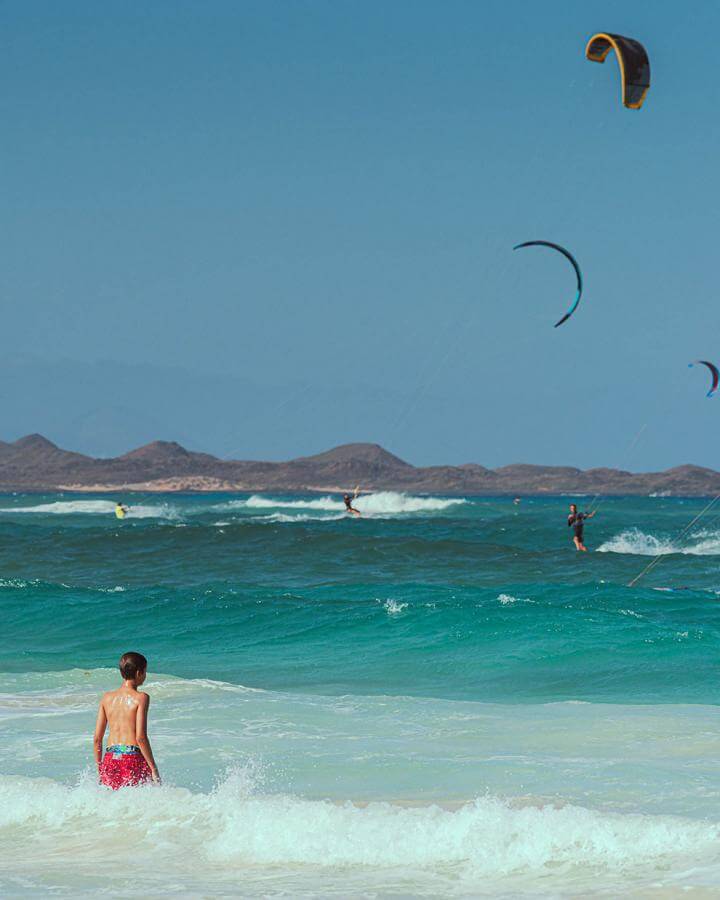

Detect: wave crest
[0, 773, 717, 877]
[1, 499, 174, 519]
[597, 528, 720, 556]
[221, 491, 467, 518]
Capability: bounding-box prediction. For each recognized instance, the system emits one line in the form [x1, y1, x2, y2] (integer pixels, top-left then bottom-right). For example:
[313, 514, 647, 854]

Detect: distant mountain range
[0, 434, 719, 495]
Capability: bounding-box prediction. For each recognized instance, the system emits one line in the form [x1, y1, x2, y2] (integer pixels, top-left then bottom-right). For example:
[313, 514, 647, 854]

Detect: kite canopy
[585, 33, 650, 109]
[513, 241, 583, 328]
[689, 360, 720, 398]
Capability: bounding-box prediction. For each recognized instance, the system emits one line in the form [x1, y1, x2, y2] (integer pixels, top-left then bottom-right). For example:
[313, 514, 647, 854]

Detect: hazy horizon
[0, 354, 715, 475]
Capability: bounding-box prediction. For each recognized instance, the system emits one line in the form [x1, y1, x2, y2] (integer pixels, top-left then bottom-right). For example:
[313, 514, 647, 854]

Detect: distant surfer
[568, 503, 596, 551]
[343, 486, 361, 516]
[513, 497, 521, 505]
[115, 502, 129, 519]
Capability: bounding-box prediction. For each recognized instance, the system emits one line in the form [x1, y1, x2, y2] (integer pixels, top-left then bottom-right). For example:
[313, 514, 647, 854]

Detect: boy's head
[119, 651, 147, 684]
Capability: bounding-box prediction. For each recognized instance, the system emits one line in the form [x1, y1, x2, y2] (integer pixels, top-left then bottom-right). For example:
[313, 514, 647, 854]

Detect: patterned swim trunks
[99, 744, 152, 790]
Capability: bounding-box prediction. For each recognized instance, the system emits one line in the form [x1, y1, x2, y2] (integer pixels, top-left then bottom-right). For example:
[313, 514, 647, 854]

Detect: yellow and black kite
[585, 33, 650, 109]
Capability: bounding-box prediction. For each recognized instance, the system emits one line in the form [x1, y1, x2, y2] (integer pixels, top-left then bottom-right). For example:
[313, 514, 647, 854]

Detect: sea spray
[382, 599, 408, 615]
[1, 499, 176, 519]
[218, 491, 467, 517]
[598, 527, 720, 556]
[1, 773, 718, 876]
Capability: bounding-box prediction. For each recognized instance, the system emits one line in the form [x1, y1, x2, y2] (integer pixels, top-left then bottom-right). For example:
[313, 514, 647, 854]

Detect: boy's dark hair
[119, 651, 147, 680]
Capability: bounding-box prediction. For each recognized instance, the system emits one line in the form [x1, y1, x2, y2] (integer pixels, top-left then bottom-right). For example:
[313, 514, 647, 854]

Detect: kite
[585, 33, 650, 109]
[689, 360, 719, 398]
[513, 240, 583, 328]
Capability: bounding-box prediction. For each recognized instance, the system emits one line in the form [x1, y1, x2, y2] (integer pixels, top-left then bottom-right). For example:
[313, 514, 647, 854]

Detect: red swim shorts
[99, 745, 152, 790]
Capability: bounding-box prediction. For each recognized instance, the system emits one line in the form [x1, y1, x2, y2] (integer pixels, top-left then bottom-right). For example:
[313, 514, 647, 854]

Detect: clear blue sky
[3, 0, 719, 469]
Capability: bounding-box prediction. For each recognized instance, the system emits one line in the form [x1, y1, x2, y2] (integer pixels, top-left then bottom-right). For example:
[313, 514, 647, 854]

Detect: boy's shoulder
[130, 688, 150, 706]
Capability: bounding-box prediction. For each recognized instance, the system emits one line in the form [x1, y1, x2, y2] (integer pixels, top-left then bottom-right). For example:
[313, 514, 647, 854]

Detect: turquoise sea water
[2, 492, 720, 896]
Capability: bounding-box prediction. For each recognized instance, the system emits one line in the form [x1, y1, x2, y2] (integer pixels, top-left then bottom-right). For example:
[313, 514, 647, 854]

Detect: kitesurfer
[568, 503, 596, 551]
[344, 486, 361, 517]
[115, 502, 129, 519]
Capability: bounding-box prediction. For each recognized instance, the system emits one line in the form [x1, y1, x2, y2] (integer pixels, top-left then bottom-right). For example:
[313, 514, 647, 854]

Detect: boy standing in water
[93, 651, 160, 789]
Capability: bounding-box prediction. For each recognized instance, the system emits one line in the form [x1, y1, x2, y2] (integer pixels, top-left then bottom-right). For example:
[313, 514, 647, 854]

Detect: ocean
[2, 491, 720, 897]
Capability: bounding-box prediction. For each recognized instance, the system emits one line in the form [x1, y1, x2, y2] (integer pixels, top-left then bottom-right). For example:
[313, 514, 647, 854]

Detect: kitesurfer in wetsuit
[343, 486, 361, 517]
[568, 503, 596, 551]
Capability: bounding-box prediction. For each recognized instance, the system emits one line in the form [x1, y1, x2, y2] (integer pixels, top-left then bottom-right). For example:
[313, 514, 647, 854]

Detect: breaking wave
[245, 495, 344, 511]
[0, 772, 717, 879]
[220, 492, 467, 518]
[0, 499, 175, 519]
[356, 492, 466, 515]
[597, 528, 720, 556]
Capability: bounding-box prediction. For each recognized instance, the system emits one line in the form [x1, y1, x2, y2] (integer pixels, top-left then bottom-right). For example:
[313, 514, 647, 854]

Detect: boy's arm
[93, 700, 107, 772]
[135, 694, 160, 782]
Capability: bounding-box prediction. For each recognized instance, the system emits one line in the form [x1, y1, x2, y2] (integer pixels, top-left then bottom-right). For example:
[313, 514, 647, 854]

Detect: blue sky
[3, 0, 719, 469]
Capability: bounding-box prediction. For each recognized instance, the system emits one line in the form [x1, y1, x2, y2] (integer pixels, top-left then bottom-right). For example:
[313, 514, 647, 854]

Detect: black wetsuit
[568, 512, 588, 539]
[344, 495, 353, 511]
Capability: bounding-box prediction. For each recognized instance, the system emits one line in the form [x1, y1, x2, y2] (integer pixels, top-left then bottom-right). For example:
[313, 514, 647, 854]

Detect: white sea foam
[382, 599, 408, 615]
[597, 528, 720, 556]
[245, 495, 344, 511]
[497, 593, 533, 605]
[259, 512, 347, 523]
[1, 499, 176, 519]
[219, 491, 467, 519]
[0, 772, 717, 889]
[356, 491, 466, 515]
[0, 578, 38, 589]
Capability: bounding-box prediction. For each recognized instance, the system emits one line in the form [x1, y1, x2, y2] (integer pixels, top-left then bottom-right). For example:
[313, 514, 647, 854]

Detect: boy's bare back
[100, 684, 149, 746]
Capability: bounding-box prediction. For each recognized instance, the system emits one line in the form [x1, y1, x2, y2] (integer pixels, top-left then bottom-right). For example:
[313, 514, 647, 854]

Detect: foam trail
[597, 528, 720, 556]
[1, 499, 175, 519]
[355, 491, 466, 515]
[219, 492, 467, 517]
[258, 512, 346, 523]
[245, 495, 344, 510]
